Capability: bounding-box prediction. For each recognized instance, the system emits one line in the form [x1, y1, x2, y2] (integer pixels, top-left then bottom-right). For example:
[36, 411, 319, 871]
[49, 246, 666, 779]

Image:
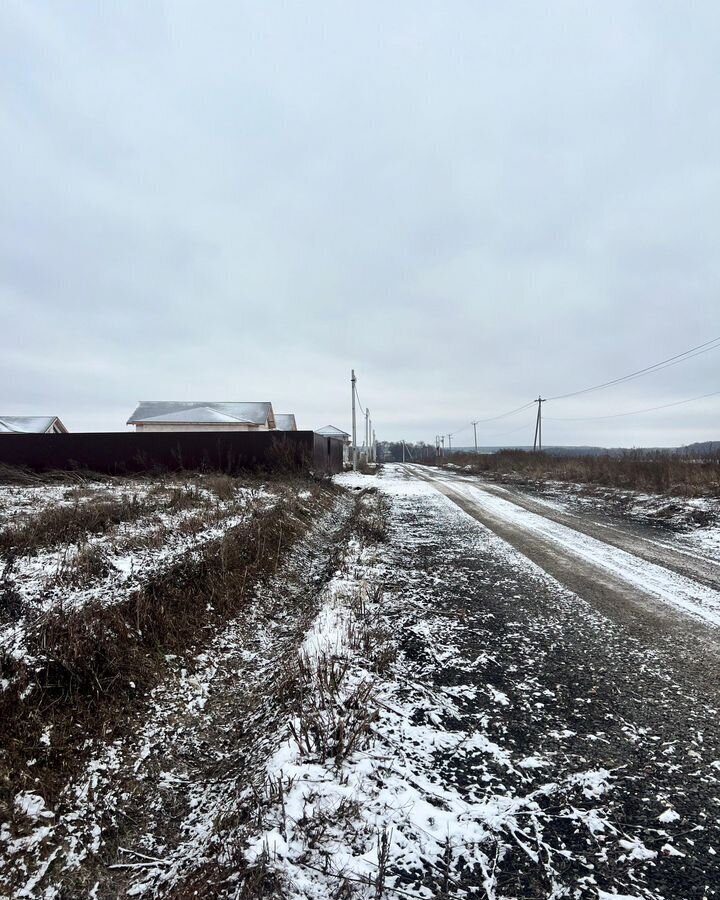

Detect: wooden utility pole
[351, 370, 358, 470]
[533, 396, 544, 452]
[448, 434, 452, 452]
[472, 421, 478, 454]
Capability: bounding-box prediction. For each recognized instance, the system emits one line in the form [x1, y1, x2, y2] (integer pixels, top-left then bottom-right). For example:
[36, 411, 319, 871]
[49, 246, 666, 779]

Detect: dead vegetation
[0, 479, 338, 827]
[439, 449, 720, 497]
[54, 542, 115, 585]
[230, 500, 396, 898]
[152, 491, 395, 899]
[0, 494, 146, 557]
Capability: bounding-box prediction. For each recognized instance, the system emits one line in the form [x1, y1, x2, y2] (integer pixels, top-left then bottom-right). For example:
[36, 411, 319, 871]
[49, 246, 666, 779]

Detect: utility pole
[448, 434, 452, 453]
[440, 436, 445, 456]
[351, 370, 357, 471]
[402, 440, 406, 463]
[372, 428, 376, 463]
[533, 396, 544, 452]
[472, 421, 478, 454]
[365, 408, 369, 462]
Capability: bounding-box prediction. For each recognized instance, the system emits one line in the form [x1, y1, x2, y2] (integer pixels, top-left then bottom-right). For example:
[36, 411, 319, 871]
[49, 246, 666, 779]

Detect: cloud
[2, 1, 719, 444]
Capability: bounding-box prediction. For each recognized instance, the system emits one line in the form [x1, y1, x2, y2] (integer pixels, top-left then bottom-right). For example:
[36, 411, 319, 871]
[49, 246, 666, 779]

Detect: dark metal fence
[0, 431, 344, 475]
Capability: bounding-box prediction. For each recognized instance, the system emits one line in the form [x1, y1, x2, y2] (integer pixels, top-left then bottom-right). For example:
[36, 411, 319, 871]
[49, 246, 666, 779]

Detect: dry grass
[0, 483, 334, 816]
[355, 492, 390, 544]
[0, 495, 146, 556]
[54, 542, 115, 586]
[439, 449, 720, 497]
[164, 490, 393, 899]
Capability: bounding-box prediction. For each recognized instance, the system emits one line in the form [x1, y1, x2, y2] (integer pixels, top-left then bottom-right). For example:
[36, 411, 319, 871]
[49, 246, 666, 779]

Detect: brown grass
[0, 495, 146, 556]
[0, 483, 334, 816]
[55, 542, 115, 586]
[438, 449, 720, 497]
[164, 488, 392, 899]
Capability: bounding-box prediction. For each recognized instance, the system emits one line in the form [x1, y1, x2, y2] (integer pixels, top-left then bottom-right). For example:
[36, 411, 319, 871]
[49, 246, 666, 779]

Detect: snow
[0, 477, 279, 667]
[424, 468, 720, 628]
[3, 464, 714, 897]
[14, 793, 54, 822]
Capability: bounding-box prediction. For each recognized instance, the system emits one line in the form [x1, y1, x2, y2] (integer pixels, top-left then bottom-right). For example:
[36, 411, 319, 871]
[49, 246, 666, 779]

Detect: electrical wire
[445, 418, 537, 450]
[544, 388, 720, 422]
[546, 335, 720, 402]
[447, 400, 536, 438]
[472, 400, 537, 423]
[436, 333, 720, 445]
[354, 385, 368, 416]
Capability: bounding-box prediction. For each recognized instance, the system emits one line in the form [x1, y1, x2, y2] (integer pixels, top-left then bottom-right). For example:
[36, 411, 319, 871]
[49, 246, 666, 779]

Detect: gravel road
[371, 464, 720, 898]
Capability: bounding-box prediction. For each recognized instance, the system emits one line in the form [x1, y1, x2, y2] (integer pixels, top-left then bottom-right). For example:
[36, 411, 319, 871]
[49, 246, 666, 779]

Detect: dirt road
[406, 463, 720, 657]
[372, 464, 720, 898]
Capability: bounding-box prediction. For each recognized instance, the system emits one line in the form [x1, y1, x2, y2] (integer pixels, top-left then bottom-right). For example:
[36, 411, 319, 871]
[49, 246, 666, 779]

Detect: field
[2, 464, 720, 899]
[440, 449, 720, 497]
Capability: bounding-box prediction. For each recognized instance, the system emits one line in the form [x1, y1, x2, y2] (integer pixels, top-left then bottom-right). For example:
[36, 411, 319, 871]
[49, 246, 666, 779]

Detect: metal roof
[127, 401, 275, 426]
[275, 414, 297, 431]
[316, 425, 350, 438]
[0, 416, 67, 434]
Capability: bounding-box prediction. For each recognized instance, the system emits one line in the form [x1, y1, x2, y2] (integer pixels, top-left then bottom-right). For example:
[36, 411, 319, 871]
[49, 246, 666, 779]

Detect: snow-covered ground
[3, 466, 719, 898]
[242, 466, 720, 898]
[423, 469, 720, 628]
[0, 476, 278, 666]
[469, 471, 720, 559]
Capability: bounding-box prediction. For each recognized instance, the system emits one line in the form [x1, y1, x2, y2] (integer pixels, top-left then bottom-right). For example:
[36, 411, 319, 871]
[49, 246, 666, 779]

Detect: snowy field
[0, 475, 278, 666]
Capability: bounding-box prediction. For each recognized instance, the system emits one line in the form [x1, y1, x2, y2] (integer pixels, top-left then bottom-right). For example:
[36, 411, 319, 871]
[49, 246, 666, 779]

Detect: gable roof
[0, 416, 67, 434]
[127, 401, 275, 427]
[275, 414, 297, 431]
[316, 425, 350, 438]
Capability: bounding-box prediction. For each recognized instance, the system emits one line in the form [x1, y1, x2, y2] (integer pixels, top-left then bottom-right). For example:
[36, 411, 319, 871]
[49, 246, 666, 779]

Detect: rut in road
[407, 464, 720, 650]
[425, 465, 720, 589]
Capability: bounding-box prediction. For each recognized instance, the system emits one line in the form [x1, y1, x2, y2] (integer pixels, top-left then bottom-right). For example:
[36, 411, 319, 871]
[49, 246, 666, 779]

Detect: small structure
[0, 416, 68, 434]
[275, 414, 298, 432]
[127, 401, 276, 432]
[316, 425, 351, 463]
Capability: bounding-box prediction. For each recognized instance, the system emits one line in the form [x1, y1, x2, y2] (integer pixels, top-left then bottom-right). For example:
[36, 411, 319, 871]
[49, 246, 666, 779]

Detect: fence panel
[0, 431, 345, 475]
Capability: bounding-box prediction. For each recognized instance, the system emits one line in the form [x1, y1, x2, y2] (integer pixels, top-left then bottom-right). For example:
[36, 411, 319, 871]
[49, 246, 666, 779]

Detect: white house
[0, 416, 68, 434]
[127, 402, 276, 432]
[316, 425, 351, 463]
[275, 414, 298, 431]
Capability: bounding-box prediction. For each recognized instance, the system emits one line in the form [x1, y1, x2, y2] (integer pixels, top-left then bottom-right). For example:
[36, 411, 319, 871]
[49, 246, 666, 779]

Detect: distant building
[0, 416, 68, 434]
[275, 414, 298, 432]
[316, 425, 351, 463]
[127, 401, 276, 432]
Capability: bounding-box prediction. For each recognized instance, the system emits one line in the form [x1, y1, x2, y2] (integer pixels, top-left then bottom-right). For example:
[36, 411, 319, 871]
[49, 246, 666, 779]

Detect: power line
[354, 384, 366, 414]
[447, 400, 536, 439]
[544, 388, 720, 422]
[472, 400, 537, 423]
[438, 333, 720, 447]
[448, 418, 537, 444]
[546, 335, 720, 402]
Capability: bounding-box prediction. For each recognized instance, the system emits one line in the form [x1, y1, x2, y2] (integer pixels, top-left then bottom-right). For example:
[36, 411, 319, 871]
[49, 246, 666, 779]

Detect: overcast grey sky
[2, 2, 719, 446]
